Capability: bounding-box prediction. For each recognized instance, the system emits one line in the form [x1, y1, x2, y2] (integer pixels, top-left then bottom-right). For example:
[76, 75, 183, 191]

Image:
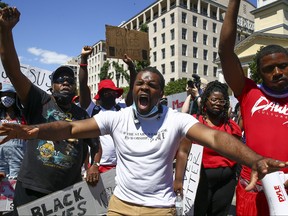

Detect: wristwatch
[92, 162, 100, 167]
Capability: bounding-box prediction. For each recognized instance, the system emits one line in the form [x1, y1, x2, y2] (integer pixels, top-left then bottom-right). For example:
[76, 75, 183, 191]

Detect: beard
[52, 91, 75, 106]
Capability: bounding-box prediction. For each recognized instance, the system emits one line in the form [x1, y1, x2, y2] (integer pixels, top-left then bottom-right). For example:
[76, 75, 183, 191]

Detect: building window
[162, 18, 165, 28]
[153, 51, 157, 62]
[182, 28, 187, 40]
[182, 44, 187, 56]
[170, 13, 175, 24]
[161, 64, 165, 75]
[170, 29, 175, 40]
[193, 31, 198, 42]
[192, 4, 197, 12]
[201, 7, 208, 16]
[203, 49, 208, 60]
[213, 37, 217, 48]
[193, 63, 198, 74]
[213, 23, 217, 33]
[193, 47, 198, 58]
[161, 48, 166, 59]
[182, 12, 187, 23]
[203, 34, 208, 45]
[203, 19, 208, 30]
[170, 45, 175, 56]
[162, 33, 165, 44]
[213, 52, 217, 61]
[213, 67, 218, 77]
[193, 16, 197, 27]
[153, 23, 157, 32]
[212, 11, 217, 19]
[203, 65, 208, 76]
[182, 61, 187, 72]
[171, 61, 175, 73]
[153, 37, 157, 47]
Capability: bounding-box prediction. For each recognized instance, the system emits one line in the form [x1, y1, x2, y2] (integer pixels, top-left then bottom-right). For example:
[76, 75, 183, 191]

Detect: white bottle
[175, 191, 183, 216]
[262, 171, 288, 215]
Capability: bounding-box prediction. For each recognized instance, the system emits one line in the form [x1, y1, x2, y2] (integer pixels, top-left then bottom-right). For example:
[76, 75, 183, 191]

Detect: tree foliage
[164, 78, 187, 96]
[99, 61, 113, 80]
[112, 61, 129, 84]
[0, 1, 8, 8]
[249, 46, 263, 84]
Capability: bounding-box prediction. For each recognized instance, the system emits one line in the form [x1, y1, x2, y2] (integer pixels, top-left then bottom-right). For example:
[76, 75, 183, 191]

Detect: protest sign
[167, 92, 187, 111]
[18, 168, 116, 216]
[182, 144, 203, 215]
[0, 62, 52, 92]
[106, 25, 150, 61]
[0, 179, 16, 212]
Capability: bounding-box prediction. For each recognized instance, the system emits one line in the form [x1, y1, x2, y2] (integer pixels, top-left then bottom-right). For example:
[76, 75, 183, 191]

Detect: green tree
[112, 61, 129, 84]
[0, 1, 8, 8]
[164, 78, 187, 96]
[99, 60, 113, 80]
[133, 23, 150, 71]
[140, 23, 148, 33]
[249, 46, 263, 84]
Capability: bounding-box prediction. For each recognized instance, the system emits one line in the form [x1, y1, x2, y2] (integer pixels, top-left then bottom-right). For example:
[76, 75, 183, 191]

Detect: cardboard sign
[106, 25, 150, 61]
[182, 144, 203, 215]
[0, 62, 52, 92]
[0, 179, 17, 212]
[18, 168, 116, 216]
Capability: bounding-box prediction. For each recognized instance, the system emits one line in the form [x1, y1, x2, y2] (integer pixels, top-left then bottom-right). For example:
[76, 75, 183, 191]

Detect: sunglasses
[53, 76, 75, 85]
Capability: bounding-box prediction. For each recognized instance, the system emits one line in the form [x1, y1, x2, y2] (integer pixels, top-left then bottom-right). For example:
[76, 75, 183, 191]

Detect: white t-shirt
[87, 101, 117, 165]
[94, 105, 198, 207]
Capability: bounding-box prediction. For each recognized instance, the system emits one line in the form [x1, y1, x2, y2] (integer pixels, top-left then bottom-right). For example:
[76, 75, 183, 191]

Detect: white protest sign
[0, 179, 16, 212]
[89, 168, 116, 215]
[166, 92, 187, 111]
[182, 144, 203, 215]
[0, 61, 52, 92]
[18, 168, 116, 216]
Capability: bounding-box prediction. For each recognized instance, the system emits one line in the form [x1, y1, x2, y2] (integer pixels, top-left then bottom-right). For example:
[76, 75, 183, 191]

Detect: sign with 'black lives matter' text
[17, 168, 116, 216]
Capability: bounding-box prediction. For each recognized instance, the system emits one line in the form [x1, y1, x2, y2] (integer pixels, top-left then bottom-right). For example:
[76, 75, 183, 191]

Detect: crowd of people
[0, 0, 287, 215]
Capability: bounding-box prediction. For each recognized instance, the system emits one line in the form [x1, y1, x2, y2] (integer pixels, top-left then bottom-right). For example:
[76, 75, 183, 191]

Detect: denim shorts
[0, 139, 26, 179]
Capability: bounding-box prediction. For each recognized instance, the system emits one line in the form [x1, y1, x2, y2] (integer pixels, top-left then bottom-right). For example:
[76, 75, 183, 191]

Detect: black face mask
[101, 95, 116, 109]
[206, 106, 224, 119]
[52, 92, 75, 106]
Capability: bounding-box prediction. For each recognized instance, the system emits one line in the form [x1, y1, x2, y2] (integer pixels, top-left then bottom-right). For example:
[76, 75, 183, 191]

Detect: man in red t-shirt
[219, 0, 288, 215]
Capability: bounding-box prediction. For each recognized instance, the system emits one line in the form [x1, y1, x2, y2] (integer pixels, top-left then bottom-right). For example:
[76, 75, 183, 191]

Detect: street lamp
[115, 71, 120, 87]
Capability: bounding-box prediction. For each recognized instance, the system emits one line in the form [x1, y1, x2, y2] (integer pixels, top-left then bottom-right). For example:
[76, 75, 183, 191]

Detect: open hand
[0, 123, 39, 144]
[246, 158, 288, 191]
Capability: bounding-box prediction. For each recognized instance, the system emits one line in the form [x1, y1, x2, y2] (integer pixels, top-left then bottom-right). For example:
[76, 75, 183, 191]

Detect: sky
[3, 0, 257, 72]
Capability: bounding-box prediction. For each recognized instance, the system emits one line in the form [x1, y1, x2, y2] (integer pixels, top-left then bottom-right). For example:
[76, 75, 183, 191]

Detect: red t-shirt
[193, 115, 242, 169]
[238, 78, 288, 181]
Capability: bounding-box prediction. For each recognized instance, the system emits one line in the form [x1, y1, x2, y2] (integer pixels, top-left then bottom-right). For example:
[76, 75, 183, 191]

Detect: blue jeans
[0, 139, 26, 179]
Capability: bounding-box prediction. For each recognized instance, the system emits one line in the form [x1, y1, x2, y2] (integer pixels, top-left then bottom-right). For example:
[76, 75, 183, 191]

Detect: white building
[75, 0, 256, 98]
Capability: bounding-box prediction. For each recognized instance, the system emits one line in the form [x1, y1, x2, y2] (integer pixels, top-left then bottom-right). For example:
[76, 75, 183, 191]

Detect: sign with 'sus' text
[17, 168, 116, 216]
[0, 62, 52, 92]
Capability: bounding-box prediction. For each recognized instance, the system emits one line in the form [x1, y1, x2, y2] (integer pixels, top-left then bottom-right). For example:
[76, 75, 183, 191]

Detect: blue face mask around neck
[132, 102, 159, 118]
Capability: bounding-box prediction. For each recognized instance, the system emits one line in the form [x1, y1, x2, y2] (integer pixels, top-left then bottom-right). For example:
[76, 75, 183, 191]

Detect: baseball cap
[51, 66, 75, 83]
[94, 79, 123, 100]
